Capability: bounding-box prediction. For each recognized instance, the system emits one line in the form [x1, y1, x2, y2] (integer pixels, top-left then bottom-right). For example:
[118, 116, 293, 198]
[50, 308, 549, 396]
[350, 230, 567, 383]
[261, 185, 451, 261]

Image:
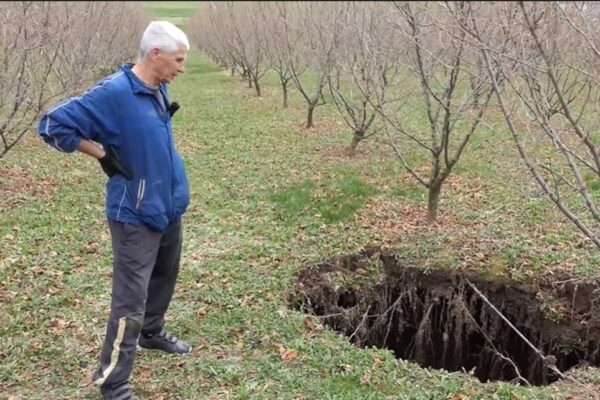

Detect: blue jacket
[38, 64, 190, 232]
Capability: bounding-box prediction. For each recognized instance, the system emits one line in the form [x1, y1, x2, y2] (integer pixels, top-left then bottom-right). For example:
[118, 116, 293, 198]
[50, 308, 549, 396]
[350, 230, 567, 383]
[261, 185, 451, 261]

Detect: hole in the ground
[337, 288, 358, 308]
[290, 247, 600, 386]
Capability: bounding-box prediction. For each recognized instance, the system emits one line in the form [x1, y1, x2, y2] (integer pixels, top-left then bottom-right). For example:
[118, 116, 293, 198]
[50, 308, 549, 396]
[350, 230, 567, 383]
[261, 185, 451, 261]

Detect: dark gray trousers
[92, 219, 182, 388]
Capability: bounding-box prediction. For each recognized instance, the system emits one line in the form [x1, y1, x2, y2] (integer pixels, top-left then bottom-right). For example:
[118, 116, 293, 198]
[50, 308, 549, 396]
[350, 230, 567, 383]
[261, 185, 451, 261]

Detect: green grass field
[143, 2, 203, 29]
[1, 3, 600, 400]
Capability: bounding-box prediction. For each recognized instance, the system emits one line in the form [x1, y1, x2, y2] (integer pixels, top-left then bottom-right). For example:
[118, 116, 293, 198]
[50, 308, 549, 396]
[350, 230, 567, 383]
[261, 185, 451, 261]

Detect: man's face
[151, 45, 187, 84]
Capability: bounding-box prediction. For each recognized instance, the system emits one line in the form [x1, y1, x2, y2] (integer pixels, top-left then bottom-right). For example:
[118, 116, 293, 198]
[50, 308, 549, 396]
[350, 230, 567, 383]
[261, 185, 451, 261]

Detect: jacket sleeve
[38, 77, 119, 153]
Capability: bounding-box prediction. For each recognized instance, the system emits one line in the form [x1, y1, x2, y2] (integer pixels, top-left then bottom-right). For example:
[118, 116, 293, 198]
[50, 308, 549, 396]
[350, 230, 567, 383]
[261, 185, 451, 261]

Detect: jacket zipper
[135, 178, 146, 209]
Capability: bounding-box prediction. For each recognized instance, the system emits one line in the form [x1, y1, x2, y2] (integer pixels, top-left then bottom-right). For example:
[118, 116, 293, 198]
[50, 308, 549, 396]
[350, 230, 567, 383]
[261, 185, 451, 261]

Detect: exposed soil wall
[290, 246, 600, 385]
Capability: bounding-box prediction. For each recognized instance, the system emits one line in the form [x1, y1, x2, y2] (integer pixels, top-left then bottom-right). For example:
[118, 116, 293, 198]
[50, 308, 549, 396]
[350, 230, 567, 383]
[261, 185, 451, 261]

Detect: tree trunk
[306, 103, 315, 129]
[254, 77, 261, 96]
[248, 77, 253, 88]
[281, 80, 289, 108]
[348, 131, 364, 156]
[231, 67, 235, 77]
[470, 76, 480, 108]
[427, 181, 442, 222]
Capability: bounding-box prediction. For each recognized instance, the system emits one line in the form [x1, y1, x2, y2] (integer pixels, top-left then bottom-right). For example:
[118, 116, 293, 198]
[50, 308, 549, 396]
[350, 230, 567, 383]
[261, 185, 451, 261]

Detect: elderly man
[38, 21, 192, 400]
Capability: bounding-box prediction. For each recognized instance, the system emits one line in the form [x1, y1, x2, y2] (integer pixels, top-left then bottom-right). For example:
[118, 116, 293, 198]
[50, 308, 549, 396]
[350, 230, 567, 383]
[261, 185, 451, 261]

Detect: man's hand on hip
[99, 149, 132, 180]
[76, 140, 132, 180]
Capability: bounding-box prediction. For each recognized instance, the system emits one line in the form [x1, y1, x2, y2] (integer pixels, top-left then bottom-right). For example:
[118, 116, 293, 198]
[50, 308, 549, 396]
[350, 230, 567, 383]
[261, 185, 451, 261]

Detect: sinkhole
[290, 246, 600, 386]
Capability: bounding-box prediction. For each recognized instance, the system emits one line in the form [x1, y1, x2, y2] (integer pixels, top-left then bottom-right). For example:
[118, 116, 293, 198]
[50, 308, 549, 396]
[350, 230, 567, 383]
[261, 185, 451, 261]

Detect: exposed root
[290, 246, 600, 386]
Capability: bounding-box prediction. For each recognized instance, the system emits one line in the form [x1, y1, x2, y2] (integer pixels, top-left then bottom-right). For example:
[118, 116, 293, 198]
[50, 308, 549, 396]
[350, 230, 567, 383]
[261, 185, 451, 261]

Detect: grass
[268, 171, 379, 225]
[143, 1, 203, 29]
[1, 4, 600, 400]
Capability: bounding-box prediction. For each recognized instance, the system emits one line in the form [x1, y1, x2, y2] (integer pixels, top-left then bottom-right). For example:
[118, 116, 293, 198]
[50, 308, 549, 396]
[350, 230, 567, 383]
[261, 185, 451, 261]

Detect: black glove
[99, 148, 132, 180]
[169, 102, 180, 117]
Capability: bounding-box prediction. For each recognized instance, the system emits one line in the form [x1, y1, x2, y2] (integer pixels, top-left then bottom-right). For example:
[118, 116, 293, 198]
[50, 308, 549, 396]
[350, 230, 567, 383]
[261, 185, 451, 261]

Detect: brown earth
[290, 245, 600, 386]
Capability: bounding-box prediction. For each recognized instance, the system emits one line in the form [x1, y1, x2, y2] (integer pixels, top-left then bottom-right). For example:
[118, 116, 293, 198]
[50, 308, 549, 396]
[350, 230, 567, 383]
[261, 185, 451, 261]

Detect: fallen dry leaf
[278, 345, 298, 362]
[48, 317, 69, 335]
[451, 394, 470, 400]
[359, 373, 371, 385]
[303, 316, 324, 332]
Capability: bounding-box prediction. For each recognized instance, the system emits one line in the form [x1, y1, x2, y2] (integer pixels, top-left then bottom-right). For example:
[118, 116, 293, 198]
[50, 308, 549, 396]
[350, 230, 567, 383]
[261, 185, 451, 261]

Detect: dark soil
[289, 246, 600, 386]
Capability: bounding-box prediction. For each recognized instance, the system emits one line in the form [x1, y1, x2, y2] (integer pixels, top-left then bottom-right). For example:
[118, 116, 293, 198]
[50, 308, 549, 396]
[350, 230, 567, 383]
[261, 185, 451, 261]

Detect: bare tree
[328, 2, 395, 155]
[0, 2, 149, 159]
[375, 2, 495, 222]
[224, 2, 270, 96]
[262, 2, 294, 107]
[189, 3, 250, 80]
[187, 4, 230, 69]
[279, 2, 345, 129]
[190, 2, 344, 121]
[468, 1, 600, 249]
[0, 2, 63, 158]
[69, 3, 148, 80]
[212, 3, 250, 80]
[189, 1, 271, 95]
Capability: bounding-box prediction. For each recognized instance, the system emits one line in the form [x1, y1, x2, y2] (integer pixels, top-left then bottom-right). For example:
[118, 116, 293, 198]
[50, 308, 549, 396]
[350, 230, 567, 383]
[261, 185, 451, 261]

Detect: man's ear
[149, 48, 161, 62]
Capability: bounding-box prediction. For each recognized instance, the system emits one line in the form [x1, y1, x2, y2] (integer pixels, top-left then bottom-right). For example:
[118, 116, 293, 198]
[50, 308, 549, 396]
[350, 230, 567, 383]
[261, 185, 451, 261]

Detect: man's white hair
[139, 21, 190, 59]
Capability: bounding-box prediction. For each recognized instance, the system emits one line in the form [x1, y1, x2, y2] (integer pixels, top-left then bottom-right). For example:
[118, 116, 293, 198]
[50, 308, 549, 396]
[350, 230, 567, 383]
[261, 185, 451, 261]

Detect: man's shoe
[100, 382, 134, 400]
[138, 328, 191, 355]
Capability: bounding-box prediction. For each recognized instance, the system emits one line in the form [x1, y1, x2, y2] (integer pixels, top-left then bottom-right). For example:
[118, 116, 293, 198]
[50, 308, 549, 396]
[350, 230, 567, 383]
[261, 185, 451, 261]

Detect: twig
[349, 305, 371, 342]
[459, 296, 531, 385]
[315, 312, 344, 319]
[494, 349, 531, 386]
[465, 278, 600, 398]
[465, 278, 561, 375]
[382, 293, 407, 345]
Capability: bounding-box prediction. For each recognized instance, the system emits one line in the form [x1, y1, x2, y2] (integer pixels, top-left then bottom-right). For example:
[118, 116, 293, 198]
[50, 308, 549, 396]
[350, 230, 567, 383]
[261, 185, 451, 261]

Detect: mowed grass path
[1, 48, 598, 399]
[143, 1, 203, 29]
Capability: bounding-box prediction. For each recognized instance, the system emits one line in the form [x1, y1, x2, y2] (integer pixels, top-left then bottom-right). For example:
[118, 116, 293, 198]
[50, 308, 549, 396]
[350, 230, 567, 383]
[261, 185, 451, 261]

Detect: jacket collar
[120, 63, 163, 95]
